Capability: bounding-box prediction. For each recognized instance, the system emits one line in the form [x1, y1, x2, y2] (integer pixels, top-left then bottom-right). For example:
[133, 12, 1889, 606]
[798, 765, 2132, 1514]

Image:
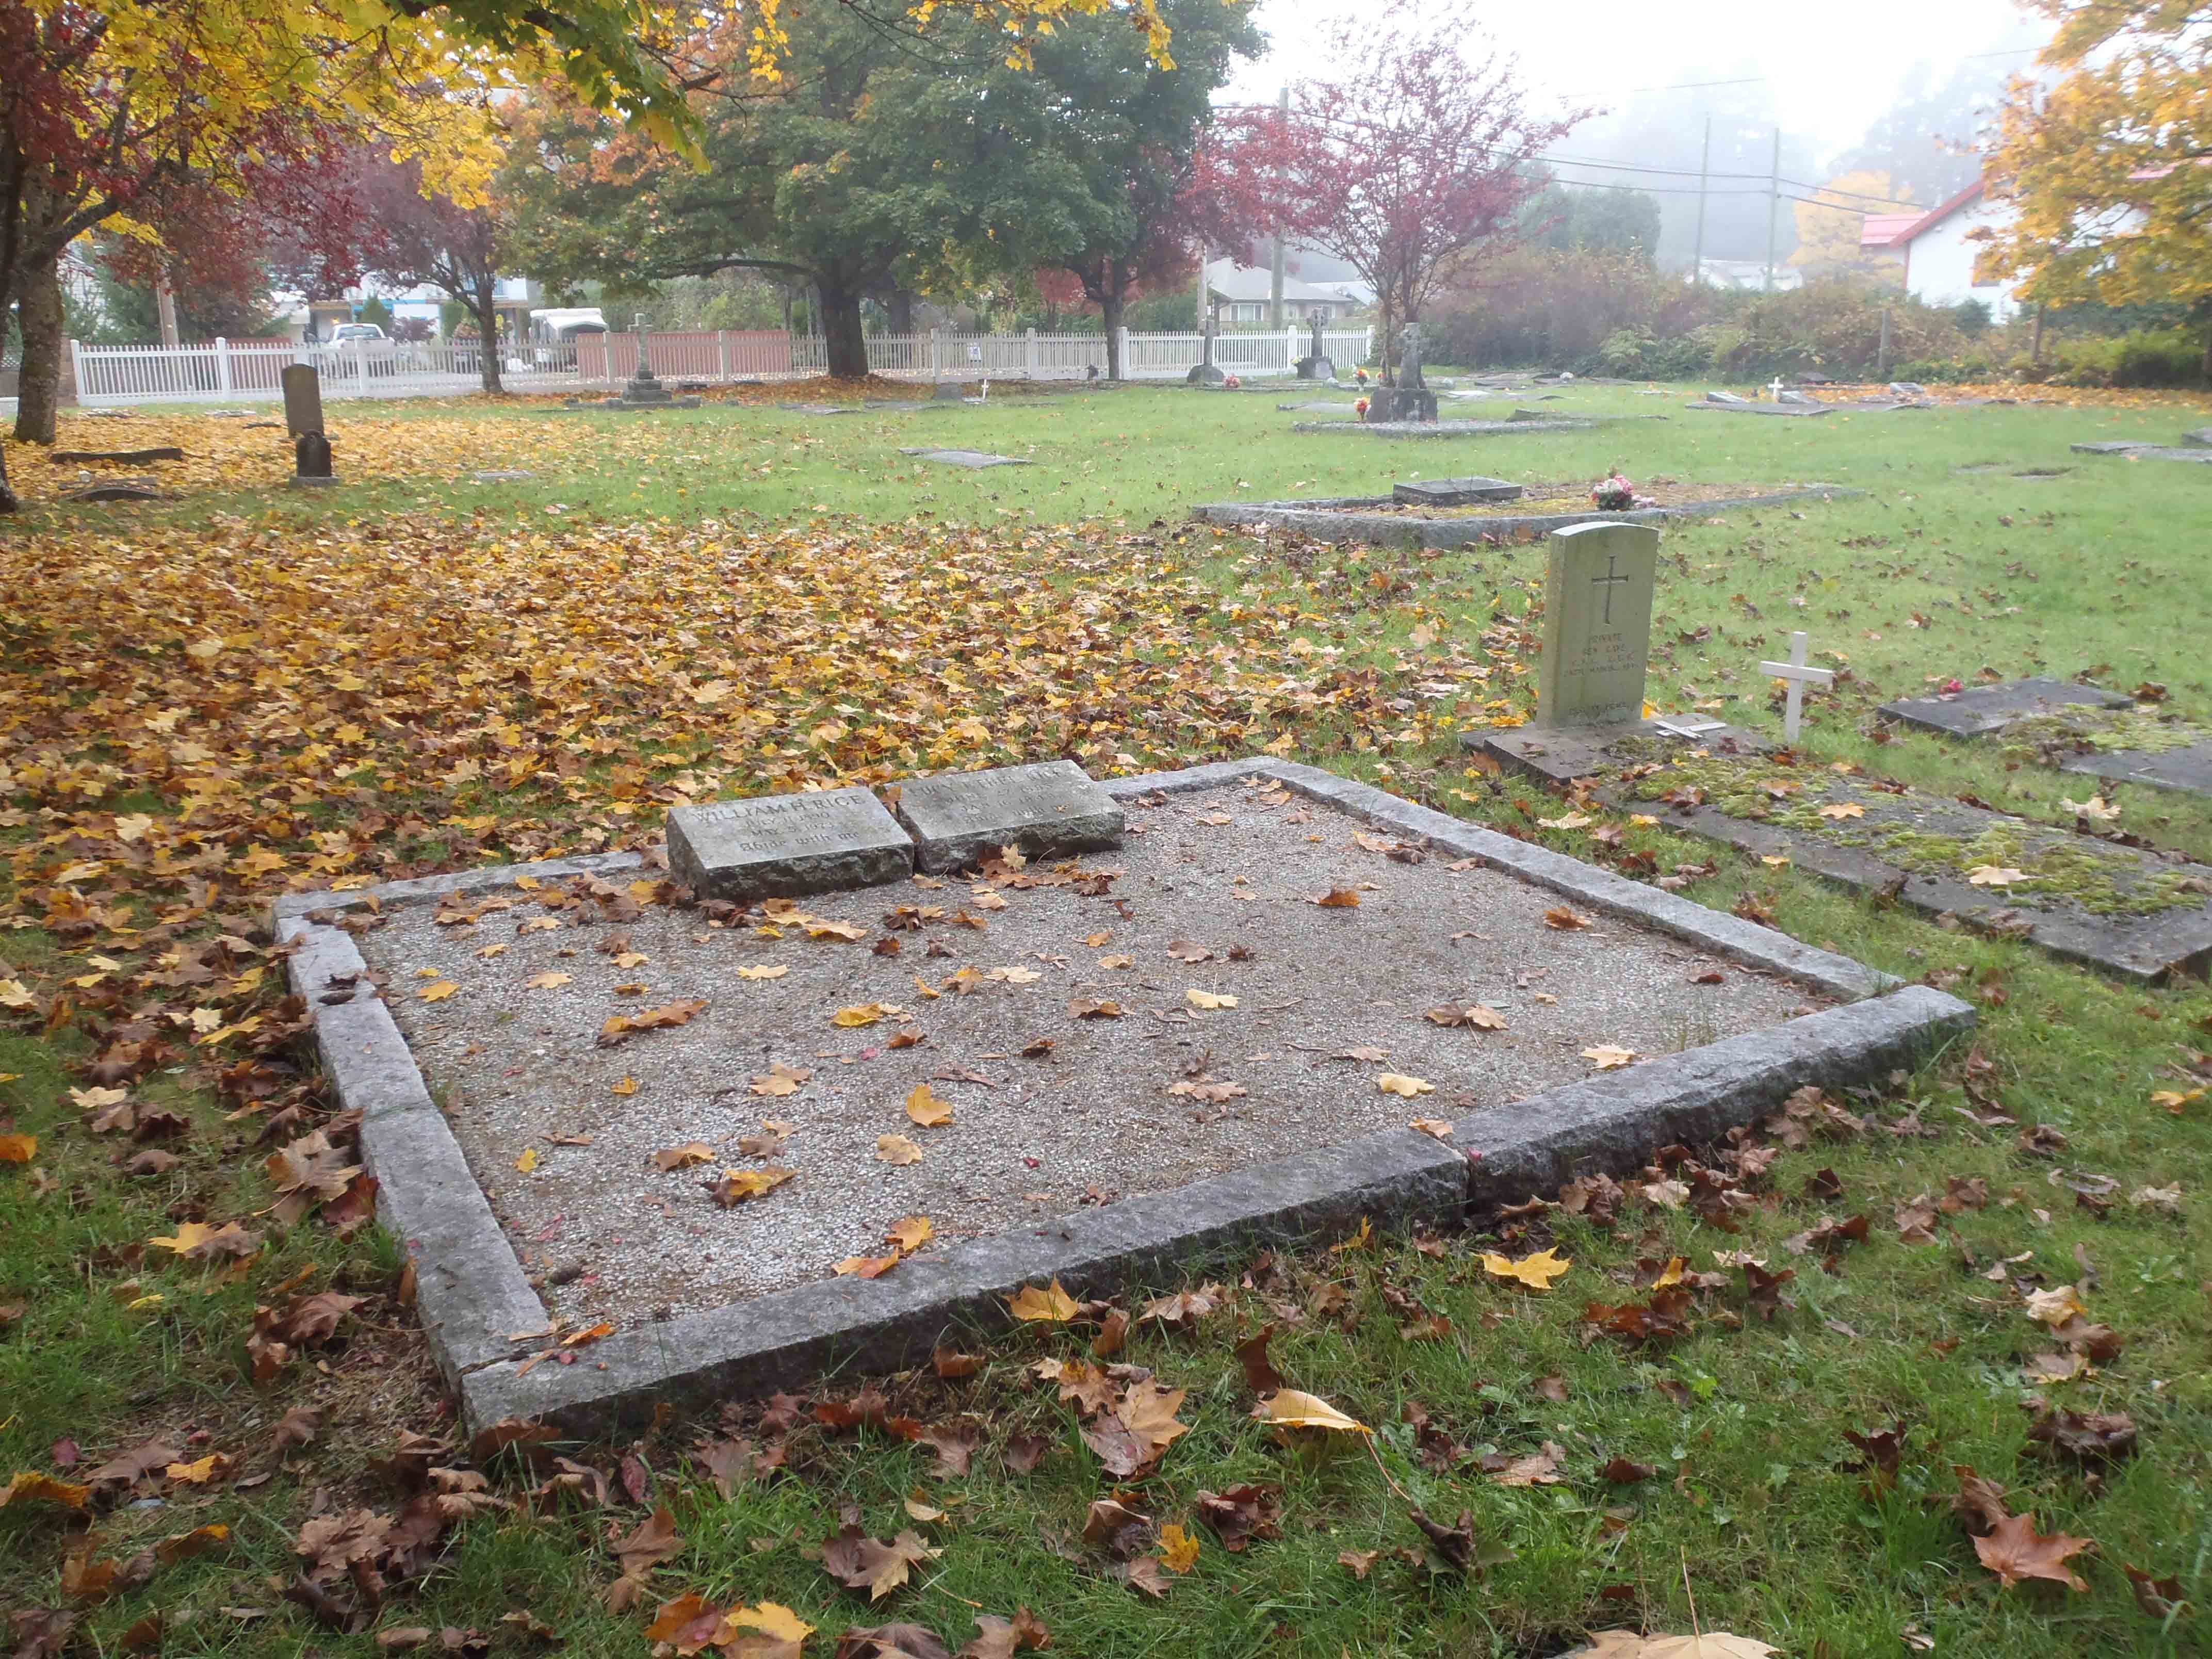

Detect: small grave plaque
[898, 448, 1029, 469]
[1392, 477, 1523, 508]
[1534, 521, 1660, 729]
[666, 787, 913, 901]
[282, 364, 324, 437]
[890, 760, 1124, 873]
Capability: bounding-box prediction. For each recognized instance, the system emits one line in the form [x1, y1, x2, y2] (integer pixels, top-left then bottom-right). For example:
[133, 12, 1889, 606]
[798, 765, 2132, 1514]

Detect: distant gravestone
[889, 760, 1124, 873]
[1392, 477, 1523, 507]
[666, 787, 913, 901]
[1880, 678, 2132, 739]
[1187, 318, 1226, 386]
[898, 447, 1029, 469]
[1399, 321, 1426, 391]
[1533, 521, 1660, 729]
[1295, 314, 1333, 381]
[931, 382, 966, 402]
[282, 364, 324, 437]
[2185, 428, 2212, 449]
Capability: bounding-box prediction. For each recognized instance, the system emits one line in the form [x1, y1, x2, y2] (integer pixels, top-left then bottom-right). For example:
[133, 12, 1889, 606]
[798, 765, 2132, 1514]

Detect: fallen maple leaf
[1310, 888, 1361, 908]
[1067, 998, 1124, 1019]
[0, 1133, 36, 1163]
[0, 1471, 91, 1511]
[1967, 866, 2026, 887]
[1481, 1247, 1572, 1290]
[735, 964, 789, 981]
[1409, 1118, 1454, 1140]
[525, 971, 572, 990]
[1973, 1512, 2093, 1591]
[1543, 905, 1591, 930]
[1817, 802, 1866, 820]
[905, 1083, 953, 1127]
[1185, 988, 1239, 1011]
[1570, 1634, 1780, 1658]
[419, 980, 459, 1002]
[833, 1003, 894, 1027]
[147, 1221, 260, 1261]
[1005, 1279, 1079, 1322]
[750, 1063, 812, 1098]
[1159, 1523, 1200, 1573]
[821, 1525, 940, 1600]
[1583, 1045, 1638, 1069]
[886, 1215, 934, 1253]
[654, 1142, 715, 1171]
[1376, 1072, 1434, 1097]
[876, 1134, 924, 1165]
[712, 1166, 794, 1205]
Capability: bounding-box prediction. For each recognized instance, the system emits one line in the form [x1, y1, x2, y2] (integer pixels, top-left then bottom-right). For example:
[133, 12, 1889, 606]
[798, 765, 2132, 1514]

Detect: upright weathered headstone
[666, 787, 914, 901]
[282, 363, 324, 437]
[283, 363, 336, 487]
[1296, 314, 1333, 381]
[889, 761, 1124, 873]
[618, 314, 674, 405]
[1187, 318, 1226, 385]
[1400, 321, 1426, 391]
[1533, 521, 1660, 729]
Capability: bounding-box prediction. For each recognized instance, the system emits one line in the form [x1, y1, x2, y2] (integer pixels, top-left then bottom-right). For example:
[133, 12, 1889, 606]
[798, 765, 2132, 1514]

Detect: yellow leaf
[1408, 1118, 1453, 1140]
[514, 1146, 540, 1173]
[713, 1167, 795, 1205]
[1480, 1247, 1573, 1290]
[886, 1214, 934, 1252]
[1376, 1072, 1434, 1097]
[1186, 988, 1239, 1010]
[1160, 1522, 1201, 1573]
[420, 981, 459, 1002]
[750, 1063, 811, 1097]
[1538, 812, 1592, 830]
[906, 1083, 953, 1127]
[1817, 802, 1865, 820]
[526, 971, 572, 990]
[876, 1134, 924, 1165]
[1967, 866, 2026, 887]
[1005, 1278, 1080, 1322]
[653, 1142, 714, 1170]
[1582, 1045, 1638, 1070]
[1254, 1390, 1370, 1433]
[736, 964, 789, 981]
[1647, 1256, 1687, 1289]
[833, 1003, 890, 1027]
[727, 1603, 814, 1646]
[0, 1133, 35, 1163]
[611, 1076, 639, 1097]
[0, 1471, 91, 1511]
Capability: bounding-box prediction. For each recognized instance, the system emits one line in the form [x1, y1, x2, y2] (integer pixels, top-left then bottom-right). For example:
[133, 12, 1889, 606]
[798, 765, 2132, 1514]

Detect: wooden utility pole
[1690, 116, 1712, 285]
[1762, 128, 1781, 293]
[1270, 87, 1288, 329]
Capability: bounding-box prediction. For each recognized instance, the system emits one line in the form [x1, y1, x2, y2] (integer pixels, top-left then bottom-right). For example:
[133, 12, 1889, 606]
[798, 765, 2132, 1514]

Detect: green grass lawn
[3, 380, 2210, 1656]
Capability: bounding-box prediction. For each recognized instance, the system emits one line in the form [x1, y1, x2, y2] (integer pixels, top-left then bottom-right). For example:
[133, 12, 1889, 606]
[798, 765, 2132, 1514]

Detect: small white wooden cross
[1767, 376, 1787, 401]
[1758, 631, 1834, 743]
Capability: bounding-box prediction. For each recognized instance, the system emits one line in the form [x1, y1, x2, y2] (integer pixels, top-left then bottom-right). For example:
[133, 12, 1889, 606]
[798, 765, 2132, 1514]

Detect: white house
[1202, 259, 1363, 324]
[1861, 177, 2024, 320]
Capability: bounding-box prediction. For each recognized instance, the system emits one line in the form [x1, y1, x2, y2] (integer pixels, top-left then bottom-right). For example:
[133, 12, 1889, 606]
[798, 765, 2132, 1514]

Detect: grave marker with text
[891, 760, 1124, 872]
[667, 787, 913, 900]
[1534, 521, 1660, 728]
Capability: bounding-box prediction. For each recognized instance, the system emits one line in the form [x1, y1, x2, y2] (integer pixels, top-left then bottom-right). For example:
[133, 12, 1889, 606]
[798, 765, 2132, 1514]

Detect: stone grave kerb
[1534, 521, 1661, 730]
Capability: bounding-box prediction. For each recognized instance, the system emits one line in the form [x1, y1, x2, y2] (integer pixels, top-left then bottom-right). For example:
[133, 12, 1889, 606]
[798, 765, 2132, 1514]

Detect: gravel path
[361, 780, 1826, 1328]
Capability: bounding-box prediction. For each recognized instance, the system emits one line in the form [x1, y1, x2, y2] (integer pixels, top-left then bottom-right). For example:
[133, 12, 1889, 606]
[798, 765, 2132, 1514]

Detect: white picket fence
[64, 324, 1372, 408]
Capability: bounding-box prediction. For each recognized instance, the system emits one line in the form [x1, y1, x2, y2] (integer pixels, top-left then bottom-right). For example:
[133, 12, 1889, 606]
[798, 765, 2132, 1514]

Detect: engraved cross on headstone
[1757, 630, 1835, 743]
[1592, 551, 1633, 625]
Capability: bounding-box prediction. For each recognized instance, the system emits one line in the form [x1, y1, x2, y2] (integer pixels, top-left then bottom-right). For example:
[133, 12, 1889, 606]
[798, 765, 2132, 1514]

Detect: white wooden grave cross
[1758, 630, 1834, 744]
[1767, 376, 1787, 401]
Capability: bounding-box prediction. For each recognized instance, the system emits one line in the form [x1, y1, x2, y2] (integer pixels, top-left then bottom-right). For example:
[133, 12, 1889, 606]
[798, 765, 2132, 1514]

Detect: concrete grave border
[269, 760, 1971, 1437]
[1190, 485, 1859, 550]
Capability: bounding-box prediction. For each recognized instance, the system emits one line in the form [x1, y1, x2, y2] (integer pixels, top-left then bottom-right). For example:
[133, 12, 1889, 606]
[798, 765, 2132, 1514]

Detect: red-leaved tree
[350, 151, 511, 393]
[1245, 19, 1586, 378]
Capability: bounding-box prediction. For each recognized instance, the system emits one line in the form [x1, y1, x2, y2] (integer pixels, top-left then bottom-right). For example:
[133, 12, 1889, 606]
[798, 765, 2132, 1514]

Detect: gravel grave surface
[361, 779, 1828, 1329]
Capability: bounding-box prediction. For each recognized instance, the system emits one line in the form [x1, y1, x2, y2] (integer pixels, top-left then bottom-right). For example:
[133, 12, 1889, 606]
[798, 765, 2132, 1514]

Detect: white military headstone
[1534, 521, 1661, 728]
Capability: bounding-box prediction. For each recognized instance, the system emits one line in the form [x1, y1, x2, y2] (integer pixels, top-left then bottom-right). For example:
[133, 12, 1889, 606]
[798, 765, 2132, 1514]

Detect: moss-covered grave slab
[1477, 733, 2212, 983]
[1882, 680, 2212, 800]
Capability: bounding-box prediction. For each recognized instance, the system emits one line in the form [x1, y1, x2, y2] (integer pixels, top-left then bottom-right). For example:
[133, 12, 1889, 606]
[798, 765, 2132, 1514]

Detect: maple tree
[1788, 170, 1910, 277]
[351, 149, 516, 393]
[1238, 18, 1584, 377]
[1979, 0, 2212, 372]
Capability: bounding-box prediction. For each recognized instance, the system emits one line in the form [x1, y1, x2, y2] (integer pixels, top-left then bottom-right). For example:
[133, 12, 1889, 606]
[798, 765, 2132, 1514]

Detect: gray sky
[1223, 0, 2050, 157]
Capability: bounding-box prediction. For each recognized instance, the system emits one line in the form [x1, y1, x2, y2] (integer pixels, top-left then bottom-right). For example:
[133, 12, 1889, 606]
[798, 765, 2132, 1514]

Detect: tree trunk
[0, 261, 14, 512]
[474, 283, 505, 395]
[13, 257, 65, 444]
[888, 288, 916, 334]
[1101, 291, 1126, 382]
[819, 284, 869, 380]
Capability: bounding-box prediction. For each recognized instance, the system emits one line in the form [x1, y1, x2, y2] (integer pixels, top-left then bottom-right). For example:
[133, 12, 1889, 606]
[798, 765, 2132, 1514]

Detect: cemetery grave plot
[1608, 745, 2212, 982]
[1882, 680, 2212, 799]
[351, 778, 1830, 1335]
[1192, 480, 1854, 548]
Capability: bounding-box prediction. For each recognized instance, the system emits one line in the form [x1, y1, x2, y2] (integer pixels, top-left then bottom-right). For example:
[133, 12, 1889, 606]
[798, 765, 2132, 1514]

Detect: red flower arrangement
[1355, 397, 1371, 416]
[1591, 473, 1638, 511]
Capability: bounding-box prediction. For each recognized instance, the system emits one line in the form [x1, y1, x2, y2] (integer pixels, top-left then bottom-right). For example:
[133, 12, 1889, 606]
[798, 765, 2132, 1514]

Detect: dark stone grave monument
[283, 364, 337, 489]
[1295, 314, 1334, 382]
[1186, 318, 1227, 385]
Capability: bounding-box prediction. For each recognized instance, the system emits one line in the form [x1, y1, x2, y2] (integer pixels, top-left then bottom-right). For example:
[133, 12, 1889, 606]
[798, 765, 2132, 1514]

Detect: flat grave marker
[667, 786, 913, 901]
[1881, 678, 2212, 799]
[1392, 476, 1523, 507]
[899, 447, 1029, 469]
[889, 759, 1123, 872]
[1880, 678, 2131, 739]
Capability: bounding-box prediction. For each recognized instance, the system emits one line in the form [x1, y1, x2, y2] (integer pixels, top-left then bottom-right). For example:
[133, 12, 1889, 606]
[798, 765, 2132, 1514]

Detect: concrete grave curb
[271, 759, 1970, 1435]
[1189, 486, 1859, 550]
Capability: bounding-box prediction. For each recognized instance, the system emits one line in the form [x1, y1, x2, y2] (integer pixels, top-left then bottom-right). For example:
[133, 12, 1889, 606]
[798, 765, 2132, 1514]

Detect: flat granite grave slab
[1483, 735, 2212, 983]
[1879, 678, 2132, 739]
[889, 759, 1123, 871]
[1288, 417, 1604, 438]
[1394, 477, 1523, 507]
[899, 447, 1029, 469]
[272, 759, 1970, 1434]
[1190, 484, 1855, 549]
[1883, 681, 2212, 799]
[1685, 401, 1830, 418]
[666, 786, 913, 901]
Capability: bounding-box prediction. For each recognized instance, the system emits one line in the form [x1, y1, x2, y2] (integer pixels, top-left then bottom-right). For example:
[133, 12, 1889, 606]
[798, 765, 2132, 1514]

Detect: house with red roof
[1860, 175, 2026, 320]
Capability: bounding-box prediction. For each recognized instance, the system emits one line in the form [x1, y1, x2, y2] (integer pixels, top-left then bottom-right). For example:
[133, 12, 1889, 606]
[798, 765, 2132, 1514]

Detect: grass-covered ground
[2, 379, 2209, 1657]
